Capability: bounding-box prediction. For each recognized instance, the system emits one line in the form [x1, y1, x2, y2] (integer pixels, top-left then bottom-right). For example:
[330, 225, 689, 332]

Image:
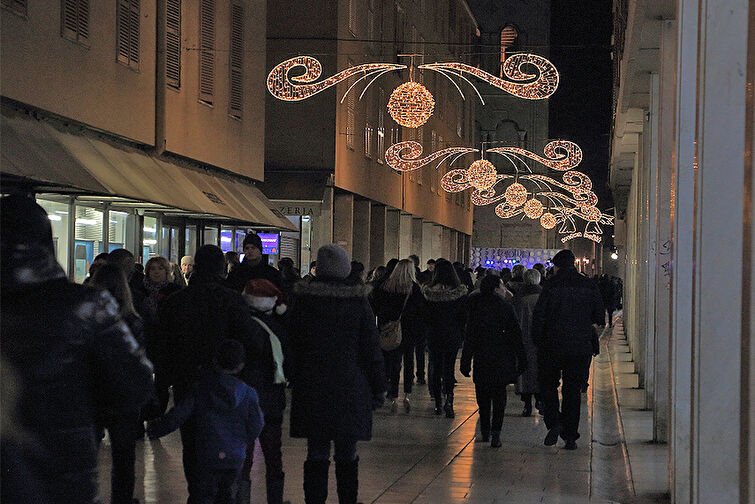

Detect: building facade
[466, 0, 553, 249]
[1, 0, 294, 281]
[263, 0, 478, 271]
[610, 0, 754, 501]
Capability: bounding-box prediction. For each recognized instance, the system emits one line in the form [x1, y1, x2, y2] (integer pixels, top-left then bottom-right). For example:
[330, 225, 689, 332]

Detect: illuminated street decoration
[387, 81, 435, 128]
[384, 141, 477, 172]
[419, 53, 559, 103]
[540, 212, 557, 229]
[504, 182, 528, 207]
[487, 140, 582, 171]
[523, 198, 544, 219]
[267, 56, 405, 101]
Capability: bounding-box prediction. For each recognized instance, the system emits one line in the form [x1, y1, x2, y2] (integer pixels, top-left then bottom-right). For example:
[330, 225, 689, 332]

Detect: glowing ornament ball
[504, 182, 527, 207]
[523, 198, 544, 219]
[467, 160, 498, 190]
[540, 212, 557, 229]
[387, 81, 435, 128]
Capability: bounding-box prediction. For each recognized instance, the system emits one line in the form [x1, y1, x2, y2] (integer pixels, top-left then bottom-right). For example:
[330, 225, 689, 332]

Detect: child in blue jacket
[147, 339, 264, 504]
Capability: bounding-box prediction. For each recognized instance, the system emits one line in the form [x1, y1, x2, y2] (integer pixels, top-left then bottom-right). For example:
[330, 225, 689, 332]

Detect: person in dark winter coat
[109, 248, 148, 316]
[156, 245, 265, 502]
[421, 259, 468, 418]
[237, 279, 291, 504]
[148, 339, 264, 504]
[461, 275, 526, 447]
[514, 269, 544, 417]
[531, 249, 605, 450]
[288, 244, 386, 504]
[0, 194, 154, 504]
[371, 259, 425, 414]
[89, 263, 152, 504]
[226, 233, 282, 290]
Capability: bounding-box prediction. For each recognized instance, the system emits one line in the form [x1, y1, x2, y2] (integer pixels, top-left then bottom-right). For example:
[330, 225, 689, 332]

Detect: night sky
[549, 1, 614, 211]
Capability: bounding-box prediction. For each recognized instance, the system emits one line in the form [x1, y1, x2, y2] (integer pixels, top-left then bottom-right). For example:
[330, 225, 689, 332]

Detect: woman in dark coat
[461, 274, 526, 447]
[288, 245, 386, 504]
[514, 268, 543, 416]
[421, 259, 468, 418]
[371, 259, 424, 414]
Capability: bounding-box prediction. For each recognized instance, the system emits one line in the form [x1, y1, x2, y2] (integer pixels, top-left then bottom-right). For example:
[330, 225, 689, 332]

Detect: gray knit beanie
[315, 244, 351, 280]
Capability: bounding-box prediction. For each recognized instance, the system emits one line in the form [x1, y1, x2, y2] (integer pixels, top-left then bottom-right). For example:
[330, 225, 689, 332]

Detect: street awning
[1, 109, 296, 231]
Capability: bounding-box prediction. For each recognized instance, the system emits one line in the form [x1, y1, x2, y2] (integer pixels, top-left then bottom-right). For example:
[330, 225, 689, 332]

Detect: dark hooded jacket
[225, 257, 282, 291]
[148, 370, 264, 469]
[421, 284, 468, 352]
[156, 272, 265, 392]
[461, 291, 526, 385]
[288, 279, 386, 440]
[531, 267, 605, 356]
[1, 244, 153, 504]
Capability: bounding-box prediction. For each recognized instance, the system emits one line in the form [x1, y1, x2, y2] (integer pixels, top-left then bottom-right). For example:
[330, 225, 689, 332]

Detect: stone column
[432, 224, 443, 260]
[370, 204, 387, 269]
[399, 213, 412, 259]
[385, 209, 400, 261]
[422, 221, 434, 262]
[411, 217, 423, 261]
[333, 193, 354, 256]
[352, 199, 371, 267]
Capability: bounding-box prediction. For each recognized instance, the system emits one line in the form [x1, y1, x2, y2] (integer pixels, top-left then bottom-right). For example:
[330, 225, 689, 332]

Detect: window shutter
[117, 0, 139, 69]
[165, 0, 181, 88]
[2, 0, 27, 16]
[229, 3, 243, 117]
[77, 0, 89, 40]
[61, 0, 88, 43]
[199, 0, 215, 104]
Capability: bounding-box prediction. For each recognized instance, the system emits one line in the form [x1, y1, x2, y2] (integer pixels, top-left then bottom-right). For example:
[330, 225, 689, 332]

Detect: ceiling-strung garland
[268, 53, 612, 244]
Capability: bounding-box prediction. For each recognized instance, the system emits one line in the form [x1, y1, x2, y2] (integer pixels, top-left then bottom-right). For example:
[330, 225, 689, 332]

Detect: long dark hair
[90, 263, 139, 319]
[430, 259, 460, 288]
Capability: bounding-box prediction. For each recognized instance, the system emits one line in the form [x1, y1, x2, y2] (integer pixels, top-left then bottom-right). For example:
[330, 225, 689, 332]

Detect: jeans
[383, 346, 415, 398]
[196, 468, 239, 504]
[429, 350, 458, 399]
[475, 383, 507, 434]
[414, 335, 426, 380]
[103, 412, 141, 504]
[538, 353, 593, 441]
[240, 416, 284, 481]
[306, 438, 358, 462]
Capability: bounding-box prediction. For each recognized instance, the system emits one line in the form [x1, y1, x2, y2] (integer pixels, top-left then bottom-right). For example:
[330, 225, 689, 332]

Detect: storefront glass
[203, 226, 219, 246]
[186, 225, 197, 258]
[143, 216, 158, 266]
[220, 227, 233, 252]
[109, 210, 135, 253]
[235, 229, 246, 253]
[74, 204, 104, 283]
[36, 197, 70, 276]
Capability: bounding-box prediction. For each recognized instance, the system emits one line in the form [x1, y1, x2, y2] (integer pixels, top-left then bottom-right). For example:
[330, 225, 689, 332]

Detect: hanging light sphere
[540, 212, 557, 229]
[467, 160, 498, 191]
[504, 182, 528, 207]
[582, 205, 601, 221]
[387, 81, 435, 128]
[523, 198, 544, 219]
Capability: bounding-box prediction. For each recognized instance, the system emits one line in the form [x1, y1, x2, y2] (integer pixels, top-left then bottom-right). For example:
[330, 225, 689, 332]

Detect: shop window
[142, 216, 158, 266]
[220, 227, 233, 252]
[185, 225, 197, 258]
[117, 0, 140, 70]
[37, 197, 70, 277]
[109, 209, 136, 252]
[203, 226, 219, 246]
[74, 205, 104, 283]
[61, 0, 89, 45]
[235, 229, 246, 253]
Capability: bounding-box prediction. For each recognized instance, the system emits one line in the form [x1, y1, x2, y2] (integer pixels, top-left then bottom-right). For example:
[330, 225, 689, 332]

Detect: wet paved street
[98, 322, 666, 503]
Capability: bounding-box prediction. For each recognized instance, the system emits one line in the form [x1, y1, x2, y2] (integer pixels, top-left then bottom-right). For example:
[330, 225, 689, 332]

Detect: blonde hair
[382, 259, 416, 294]
[145, 256, 173, 282]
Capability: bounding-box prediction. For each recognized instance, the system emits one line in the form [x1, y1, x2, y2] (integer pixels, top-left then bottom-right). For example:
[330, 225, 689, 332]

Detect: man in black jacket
[531, 249, 605, 450]
[0, 194, 154, 504]
[156, 244, 265, 503]
[226, 233, 281, 291]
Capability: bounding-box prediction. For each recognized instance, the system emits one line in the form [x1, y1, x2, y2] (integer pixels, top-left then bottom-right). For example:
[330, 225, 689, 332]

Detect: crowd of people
[1, 193, 616, 504]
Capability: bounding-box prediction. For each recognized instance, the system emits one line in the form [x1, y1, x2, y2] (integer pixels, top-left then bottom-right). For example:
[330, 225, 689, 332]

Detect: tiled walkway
[98, 321, 669, 503]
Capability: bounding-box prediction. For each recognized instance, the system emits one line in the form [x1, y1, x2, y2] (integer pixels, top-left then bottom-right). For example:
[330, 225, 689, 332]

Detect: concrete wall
[1, 0, 156, 145]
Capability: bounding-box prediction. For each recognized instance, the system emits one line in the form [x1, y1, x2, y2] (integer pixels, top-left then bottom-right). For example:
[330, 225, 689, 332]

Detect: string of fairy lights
[266, 52, 613, 243]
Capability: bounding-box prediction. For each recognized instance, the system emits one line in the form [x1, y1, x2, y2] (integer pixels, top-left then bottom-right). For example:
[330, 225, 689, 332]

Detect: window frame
[61, 0, 90, 47]
[116, 0, 140, 70]
[228, 1, 244, 119]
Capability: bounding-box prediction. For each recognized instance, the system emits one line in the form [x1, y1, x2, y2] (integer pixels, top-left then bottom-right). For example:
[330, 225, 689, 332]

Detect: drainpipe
[155, 0, 167, 156]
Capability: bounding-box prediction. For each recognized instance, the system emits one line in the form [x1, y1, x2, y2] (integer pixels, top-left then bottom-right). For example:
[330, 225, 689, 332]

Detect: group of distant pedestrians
[2, 192, 614, 504]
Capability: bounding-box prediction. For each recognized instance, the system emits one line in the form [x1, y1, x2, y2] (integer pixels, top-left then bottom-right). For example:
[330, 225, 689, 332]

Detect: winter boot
[265, 473, 285, 504]
[303, 460, 329, 504]
[235, 479, 251, 504]
[403, 393, 411, 413]
[335, 457, 359, 504]
[443, 393, 455, 418]
[490, 430, 502, 448]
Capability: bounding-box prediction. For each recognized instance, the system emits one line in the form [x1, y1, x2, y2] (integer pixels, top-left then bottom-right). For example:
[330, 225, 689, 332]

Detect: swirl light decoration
[487, 140, 582, 171]
[418, 53, 559, 104]
[387, 81, 435, 128]
[267, 56, 405, 101]
[384, 141, 477, 173]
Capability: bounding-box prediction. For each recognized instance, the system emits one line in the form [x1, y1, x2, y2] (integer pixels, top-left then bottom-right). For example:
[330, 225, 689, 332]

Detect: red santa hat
[243, 278, 286, 314]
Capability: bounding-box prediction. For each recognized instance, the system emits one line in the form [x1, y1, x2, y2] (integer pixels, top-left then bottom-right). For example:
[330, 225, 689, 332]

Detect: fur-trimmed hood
[293, 279, 372, 299]
[421, 284, 468, 302]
